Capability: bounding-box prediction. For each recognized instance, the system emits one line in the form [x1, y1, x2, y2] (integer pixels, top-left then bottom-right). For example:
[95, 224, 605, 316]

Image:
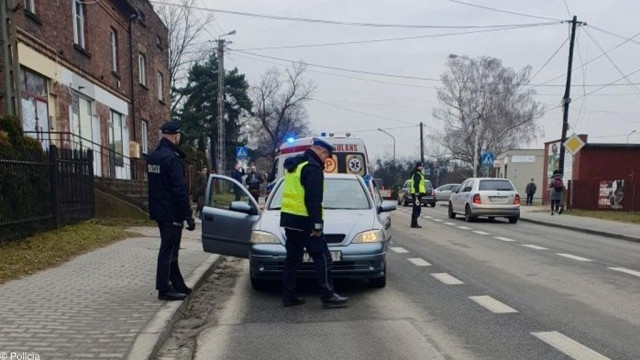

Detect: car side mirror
[378, 200, 397, 213]
[229, 201, 258, 215]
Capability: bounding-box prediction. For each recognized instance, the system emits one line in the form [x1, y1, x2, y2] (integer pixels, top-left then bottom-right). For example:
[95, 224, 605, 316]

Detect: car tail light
[514, 194, 520, 205]
[431, 189, 435, 196]
[472, 193, 481, 204]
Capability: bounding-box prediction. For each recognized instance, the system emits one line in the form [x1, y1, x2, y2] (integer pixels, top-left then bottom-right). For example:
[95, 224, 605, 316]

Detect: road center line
[468, 295, 518, 313]
[531, 331, 611, 360]
[608, 267, 640, 278]
[557, 253, 593, 262]
[444, 222, 456, 226]
[407, 258, 431, 266]
[390, 247, 409, 254]
[473, 231, 490, 235]
[494, 236, 516, 242]
[423, 215, 433, 219]
[522, 244, 548, 250]
[432, 219, 443, 222]
[431, 273, 464, 285]
[457, 226, 472, 230]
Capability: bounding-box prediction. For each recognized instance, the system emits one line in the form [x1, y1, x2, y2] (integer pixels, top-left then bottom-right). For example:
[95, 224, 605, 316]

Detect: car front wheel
[448, 203, 456, 218]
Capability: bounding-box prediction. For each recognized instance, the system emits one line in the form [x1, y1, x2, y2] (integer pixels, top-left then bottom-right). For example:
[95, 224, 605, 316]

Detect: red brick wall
[575, 146, 640, 181]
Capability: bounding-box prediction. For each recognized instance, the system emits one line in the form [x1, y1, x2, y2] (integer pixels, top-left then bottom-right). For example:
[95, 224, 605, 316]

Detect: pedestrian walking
[549, 173, 564, 215]
[280, 138, 349, 309]
[192, 165, 209, 216]
[525, 178, 537, 206]
[147, 121, 196, 301]
[230, 162, 245, 201]
[410, 162, 426, 228]
[245, 164, 264, 203]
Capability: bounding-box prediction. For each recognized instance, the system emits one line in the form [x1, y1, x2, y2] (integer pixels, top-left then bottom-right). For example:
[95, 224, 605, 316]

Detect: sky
[173, 0, 640, 161]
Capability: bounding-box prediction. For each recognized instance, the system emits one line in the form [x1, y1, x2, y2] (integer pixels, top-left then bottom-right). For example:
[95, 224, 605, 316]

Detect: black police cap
[161, 121, 181, 134]
[312, 138, 335, 154]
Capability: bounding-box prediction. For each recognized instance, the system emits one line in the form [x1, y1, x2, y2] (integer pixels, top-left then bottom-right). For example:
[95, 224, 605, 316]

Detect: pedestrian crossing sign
[481, 152, 494, 167]
[236, 146, 248, 159]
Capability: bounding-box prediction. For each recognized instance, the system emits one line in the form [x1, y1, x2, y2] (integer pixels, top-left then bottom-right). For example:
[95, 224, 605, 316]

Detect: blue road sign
[481, 152, 494, 167]
[236, 146, 248, 159]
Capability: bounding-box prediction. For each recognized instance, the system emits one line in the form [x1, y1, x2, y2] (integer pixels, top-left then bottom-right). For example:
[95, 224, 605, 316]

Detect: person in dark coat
[549, 173, 564, 215]
[280, 138, 348, 309]
[525, 178, 537, 206]
[245, 164, 264, 203]
[147, 121, 196, 301]
[230, 162, 245, 201]
[410, 162, 426, 228]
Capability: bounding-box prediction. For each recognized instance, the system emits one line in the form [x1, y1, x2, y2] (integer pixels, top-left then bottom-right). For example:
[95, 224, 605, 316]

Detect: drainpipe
[128, 12, 137, 142]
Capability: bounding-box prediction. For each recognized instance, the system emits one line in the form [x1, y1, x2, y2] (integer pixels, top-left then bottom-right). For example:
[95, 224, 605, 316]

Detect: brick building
[6, 0, 169, 179]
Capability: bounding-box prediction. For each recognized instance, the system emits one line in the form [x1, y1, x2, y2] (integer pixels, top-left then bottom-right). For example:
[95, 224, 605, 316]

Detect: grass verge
[563, 209, 640, 224]
[0, 218, 155, 284]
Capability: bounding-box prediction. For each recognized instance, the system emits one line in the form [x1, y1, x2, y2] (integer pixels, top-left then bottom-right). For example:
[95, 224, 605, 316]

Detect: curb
[125, 254, 223, 360]
[519, 217, 640, 244]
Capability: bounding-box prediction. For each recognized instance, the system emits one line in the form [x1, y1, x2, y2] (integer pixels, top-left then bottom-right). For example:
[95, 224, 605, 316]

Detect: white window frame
[110, 28, 118, 72]
[72, 0, 85, 48]
[25, 0, 35, 13]
[157, 71, 163, 101]
[141, 120, 149, 154]
[138, 53, 146, 86]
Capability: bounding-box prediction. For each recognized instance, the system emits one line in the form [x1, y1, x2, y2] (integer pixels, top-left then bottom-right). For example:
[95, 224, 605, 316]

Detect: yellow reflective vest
[410, 172, 426, 194]
[281, 161, 310, 217]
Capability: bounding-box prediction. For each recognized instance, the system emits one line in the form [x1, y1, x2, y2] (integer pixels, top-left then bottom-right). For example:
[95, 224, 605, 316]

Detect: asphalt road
[193, 204, 640, 360]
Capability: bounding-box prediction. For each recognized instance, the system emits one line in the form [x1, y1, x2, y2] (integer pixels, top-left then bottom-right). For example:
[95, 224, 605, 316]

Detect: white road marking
[608, 267, 640, 278]
[390, 247, 409, 254]
[473, 231, 490, 235]
[522, 244, 548, 250]
[432, 219, 443, 222]
[457, 226, 472, 230]
[531, 331, 611, 360]
[468, 295, 518, 314]
[444, 222, 456, 226]
[557, 253, 593, 262]
[407, 258, 431, 266]
[431, 273, 464, 285]
[423, 215, 433, 219]
[494, 236, 516, 242]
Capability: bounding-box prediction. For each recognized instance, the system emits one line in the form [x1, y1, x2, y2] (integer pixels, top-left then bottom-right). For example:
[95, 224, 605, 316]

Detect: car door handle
[204, 215, 214, 222]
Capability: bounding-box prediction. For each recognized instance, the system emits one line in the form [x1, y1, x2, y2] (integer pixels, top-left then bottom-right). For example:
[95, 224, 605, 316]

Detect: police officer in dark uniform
[410, 162, 426, 228]
[280, 138, 349, 309]
[147, 121, 196, 301]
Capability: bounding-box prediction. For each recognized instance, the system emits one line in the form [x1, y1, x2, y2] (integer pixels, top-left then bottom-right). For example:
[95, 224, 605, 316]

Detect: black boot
[283, 296, 306, 307]
[158, 290, 187, 301]
[411, 223, 422, 228]
[322, 293, 349, 309]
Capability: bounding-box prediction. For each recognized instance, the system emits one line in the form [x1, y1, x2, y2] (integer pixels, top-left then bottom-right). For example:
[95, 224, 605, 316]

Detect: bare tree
[249, 64, 316, 159]
[153, 0, 213, 113]
[433, 56, 544, 174]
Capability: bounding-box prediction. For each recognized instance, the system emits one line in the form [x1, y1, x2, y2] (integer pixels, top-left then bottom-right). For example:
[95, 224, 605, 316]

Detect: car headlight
[352, 230, 384, 243]
[250, 231, 280, 244]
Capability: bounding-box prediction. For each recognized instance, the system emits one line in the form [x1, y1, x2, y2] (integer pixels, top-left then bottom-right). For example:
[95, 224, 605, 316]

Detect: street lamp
[449, 54, 481, 177]
[627, 130, 637, 143]
[378, 128, 396, 161]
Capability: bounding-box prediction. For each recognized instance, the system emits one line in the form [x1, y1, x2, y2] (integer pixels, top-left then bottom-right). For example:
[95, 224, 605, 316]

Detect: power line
[529, 34, 570, 81]
[562, 0, 572, 17]
[312, 99, 417, 126]
[150, 0, 562, 29]
[235, 22, 561, 51]
[573, 66, 640, 101]
[338, 125, 420, 133]
[589, 25, 640, 47]
[447, 0, 563, 21]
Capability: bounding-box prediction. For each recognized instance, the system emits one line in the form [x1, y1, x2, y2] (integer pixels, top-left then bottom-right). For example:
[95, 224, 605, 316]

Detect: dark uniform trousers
[156, 222, 187, 293]
[282, 228, 334, 300]
[411, 194, 422, 225]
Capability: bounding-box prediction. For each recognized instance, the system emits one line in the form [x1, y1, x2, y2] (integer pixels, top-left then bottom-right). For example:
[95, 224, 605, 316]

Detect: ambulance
[265, 134, 371, 196]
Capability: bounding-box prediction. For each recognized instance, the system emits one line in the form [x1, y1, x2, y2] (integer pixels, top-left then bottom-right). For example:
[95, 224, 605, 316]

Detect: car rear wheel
[508, 216, 519, 224]
[448, 203, 456, 218]
[403, 198, 409, 207]
[430, 202, 436, 208]
[465, 205, 476, 222]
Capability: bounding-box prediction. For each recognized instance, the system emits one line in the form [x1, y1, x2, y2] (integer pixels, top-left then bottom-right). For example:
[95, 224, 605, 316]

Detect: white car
[435, 183, 460, 202]
[448, 178, 520, 223]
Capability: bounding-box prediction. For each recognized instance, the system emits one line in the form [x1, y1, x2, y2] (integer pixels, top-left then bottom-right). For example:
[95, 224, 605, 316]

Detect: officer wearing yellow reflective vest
[280, 138, 349, 309]
[410, 162, 426, 228]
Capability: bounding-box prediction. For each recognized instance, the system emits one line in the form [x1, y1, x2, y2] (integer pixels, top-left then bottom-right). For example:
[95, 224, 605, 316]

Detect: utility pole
[559, 16, 584, 173]
[0, 0, 21, 119]
[420, 122, 424, 164]
[216, 39, 226, 175]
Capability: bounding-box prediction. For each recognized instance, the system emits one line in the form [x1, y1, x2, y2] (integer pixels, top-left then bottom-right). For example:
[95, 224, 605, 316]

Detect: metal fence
[0, 145, 95, 242]
[567, 179, 640, 211]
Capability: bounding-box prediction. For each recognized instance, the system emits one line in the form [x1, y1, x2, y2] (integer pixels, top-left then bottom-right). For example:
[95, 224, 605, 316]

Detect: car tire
[250, 275, 269, 291]
[465, 205, 476, 222]
[430, 202, 436, 208]
[369, 265, 386, 288]
[488, 216, 495, 222]
[508, 216, 519, 224]
[448, 203, 456, 219]
[403, 198, 408, 207]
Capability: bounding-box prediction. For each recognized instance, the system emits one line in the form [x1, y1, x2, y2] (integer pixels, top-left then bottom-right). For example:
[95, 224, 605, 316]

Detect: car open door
[201, 174, 260, 258]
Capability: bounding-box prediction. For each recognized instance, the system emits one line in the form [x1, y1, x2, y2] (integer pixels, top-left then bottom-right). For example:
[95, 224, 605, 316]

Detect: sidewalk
[0, 225, 218, 360]
[519, 205, 640, 243]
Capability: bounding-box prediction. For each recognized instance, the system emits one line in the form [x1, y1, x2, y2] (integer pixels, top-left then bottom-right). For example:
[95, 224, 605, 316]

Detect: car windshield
[479, 180, 514, 191]
[269, 178, 371, 210]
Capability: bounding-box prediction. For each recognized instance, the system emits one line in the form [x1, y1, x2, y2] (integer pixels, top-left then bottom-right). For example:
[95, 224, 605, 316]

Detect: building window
[71, 95, 94, 150]
[25, 0, 35, 14]
[138, 53, 146, 86]
[141, 120, 148, 154]
[109, 111, 124, 166]
[20, 67, 49, 149]
[157, 71, 163, 101]
[156, 35, 162, 49]
[72, 0, 85, 48]
[110, 28, 118, 73]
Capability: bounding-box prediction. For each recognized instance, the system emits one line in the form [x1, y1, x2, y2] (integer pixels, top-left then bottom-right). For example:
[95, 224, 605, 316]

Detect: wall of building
[574, 145, 640, 181]
[496, 149, 544, 201]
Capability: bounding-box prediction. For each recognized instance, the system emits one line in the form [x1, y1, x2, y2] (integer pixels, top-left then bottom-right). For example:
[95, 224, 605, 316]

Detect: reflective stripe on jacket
[281, 161, 310, 217]
[410, 171, 426, 194]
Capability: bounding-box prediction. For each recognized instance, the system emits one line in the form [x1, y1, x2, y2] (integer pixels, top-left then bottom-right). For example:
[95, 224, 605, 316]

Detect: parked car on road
[200, 173, 396, 290]
[435, 183, 460, 202]
[397, 179, 436, 207]
[448, 178, 520, 223]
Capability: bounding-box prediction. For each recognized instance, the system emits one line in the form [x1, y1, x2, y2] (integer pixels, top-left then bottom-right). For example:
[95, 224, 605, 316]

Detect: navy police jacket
[147, 138, 192, 222]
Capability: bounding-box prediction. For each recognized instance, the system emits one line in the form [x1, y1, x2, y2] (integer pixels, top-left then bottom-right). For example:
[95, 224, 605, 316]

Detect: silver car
[448, 178, 520, 223]
[435, 183, 460, 202]
[200, 173, 396, 291]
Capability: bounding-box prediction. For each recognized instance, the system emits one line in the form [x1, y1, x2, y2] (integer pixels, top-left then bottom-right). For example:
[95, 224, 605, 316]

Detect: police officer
[147, 121, 196, 301]
[410, 162, 426, 228]
[280, 138, 349, 309]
